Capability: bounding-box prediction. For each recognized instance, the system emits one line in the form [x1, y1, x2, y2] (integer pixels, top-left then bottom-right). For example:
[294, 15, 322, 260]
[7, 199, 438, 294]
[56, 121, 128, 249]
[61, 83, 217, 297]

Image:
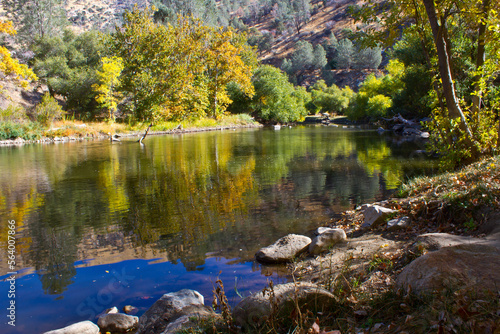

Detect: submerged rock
[255, 234, 311, 263]
[309, 228, 347, 255]
[97, 313, 138, 333]
[232, 282, 338, 330]
[136, 289, 215, 334]
[43, 321, 99, 334]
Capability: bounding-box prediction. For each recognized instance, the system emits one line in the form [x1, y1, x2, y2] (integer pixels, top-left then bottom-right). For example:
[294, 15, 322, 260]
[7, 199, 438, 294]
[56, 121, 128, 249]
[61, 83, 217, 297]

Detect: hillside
[0, 0, 381, 110]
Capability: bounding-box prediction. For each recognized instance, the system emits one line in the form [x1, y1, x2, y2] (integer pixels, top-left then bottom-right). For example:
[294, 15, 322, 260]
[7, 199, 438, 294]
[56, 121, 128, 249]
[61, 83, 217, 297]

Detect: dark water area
[0, 126, 437, 333]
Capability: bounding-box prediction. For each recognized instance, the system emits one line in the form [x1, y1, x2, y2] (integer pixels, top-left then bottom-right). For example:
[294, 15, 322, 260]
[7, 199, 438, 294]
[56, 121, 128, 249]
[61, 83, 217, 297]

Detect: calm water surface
[0, 126, 436, 333]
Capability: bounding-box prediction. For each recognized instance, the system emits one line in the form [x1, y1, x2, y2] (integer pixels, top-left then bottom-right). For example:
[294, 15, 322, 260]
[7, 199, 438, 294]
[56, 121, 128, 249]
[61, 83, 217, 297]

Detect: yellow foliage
[93, 56, 124, 121]
[0, 21, 37, 88]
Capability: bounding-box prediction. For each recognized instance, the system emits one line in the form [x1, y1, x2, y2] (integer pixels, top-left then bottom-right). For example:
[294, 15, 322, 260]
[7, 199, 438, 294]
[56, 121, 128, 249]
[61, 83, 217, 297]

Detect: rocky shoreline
[43, 193, 500, 333]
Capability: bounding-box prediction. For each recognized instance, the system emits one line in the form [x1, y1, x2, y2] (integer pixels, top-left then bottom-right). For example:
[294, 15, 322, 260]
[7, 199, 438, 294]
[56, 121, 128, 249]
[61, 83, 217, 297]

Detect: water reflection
[0, 127, 435, 332]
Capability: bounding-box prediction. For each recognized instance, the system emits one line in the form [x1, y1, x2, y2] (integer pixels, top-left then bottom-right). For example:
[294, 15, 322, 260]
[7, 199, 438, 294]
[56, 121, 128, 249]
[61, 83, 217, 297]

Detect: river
[0, 126, 436, 333]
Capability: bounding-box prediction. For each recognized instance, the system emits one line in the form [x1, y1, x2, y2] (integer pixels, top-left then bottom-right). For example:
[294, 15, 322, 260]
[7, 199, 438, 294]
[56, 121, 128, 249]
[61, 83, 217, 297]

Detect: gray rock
[309, 228, 347, 255]
[396, 244, 500, 296]
[414, 232, 479, 251]
[361, 204, 397, 228]
[255, 234, 311, 263]
[97, 313, 139, 333]
[137, 289, 215, 334]
[232, 282, 338, 330]
[387, 216, 410, 231]
[315, 226, 335, 235]
[43, 321, 99, 334]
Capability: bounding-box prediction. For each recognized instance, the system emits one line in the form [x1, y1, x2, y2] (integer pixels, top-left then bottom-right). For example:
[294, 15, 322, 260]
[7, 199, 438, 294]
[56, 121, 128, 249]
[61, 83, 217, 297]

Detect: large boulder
[97, 313, 139, 333]
[360, 204, 397, 228]
[43, 321, 99, 334]
[136, 289, 215, 334]
[396, 244, 500, 296]
[309, 228, 347, 255]
[255, 234, 311, 263]
[232, 282, 337, 331]
[413, 232, 480, 251]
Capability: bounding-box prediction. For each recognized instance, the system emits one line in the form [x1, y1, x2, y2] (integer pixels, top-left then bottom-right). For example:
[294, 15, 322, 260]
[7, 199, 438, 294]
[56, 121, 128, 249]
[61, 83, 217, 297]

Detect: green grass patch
[0, 121, 43, 140]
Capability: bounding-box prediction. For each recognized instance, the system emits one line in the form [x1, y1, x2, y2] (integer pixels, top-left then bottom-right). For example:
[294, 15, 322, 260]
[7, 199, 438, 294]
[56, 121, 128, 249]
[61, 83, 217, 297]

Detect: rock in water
[309, 228, 347, 255]
[255, 234, 311, 263]
[97, 313, 139, 333]
[43, 321, 99, 334]
[136, 289, 215, 334]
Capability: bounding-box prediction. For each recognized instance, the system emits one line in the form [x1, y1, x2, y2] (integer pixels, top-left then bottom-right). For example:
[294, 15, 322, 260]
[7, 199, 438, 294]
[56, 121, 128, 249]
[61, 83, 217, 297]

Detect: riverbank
[246, 154, 500, 333]
[202, 154, 500, 333]
[0, 114, 262, 146]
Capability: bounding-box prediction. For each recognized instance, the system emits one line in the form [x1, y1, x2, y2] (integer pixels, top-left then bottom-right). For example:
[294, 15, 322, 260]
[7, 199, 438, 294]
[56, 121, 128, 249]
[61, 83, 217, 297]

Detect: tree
[334, 38, 354, 69]
[310, 80, 353, 115]
[250, 65, 310, 123]
[353, 46, 382, 69]
[313, 44, 328, 70]
[31, 30, 105, 115]
[203, 26, 255, 119]
[352, 0, 500, 166]
[109, 7, 256, 121]
[0, 20, 37, 88]
[93, 57, 124, 121]
[290, 0, 311, 33]
[3, 0, 67, 45]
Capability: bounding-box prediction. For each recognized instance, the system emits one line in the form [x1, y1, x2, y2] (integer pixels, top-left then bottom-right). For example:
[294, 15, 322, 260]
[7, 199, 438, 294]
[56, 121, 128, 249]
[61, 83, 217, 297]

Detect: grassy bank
[0, 113, 259, 143]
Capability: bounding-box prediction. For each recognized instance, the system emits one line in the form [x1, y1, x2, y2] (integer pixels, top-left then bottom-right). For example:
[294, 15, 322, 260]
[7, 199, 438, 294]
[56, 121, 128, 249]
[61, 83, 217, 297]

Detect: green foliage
[346, 61, 404, 121]
[153, 0, 230, 26]
[0, 105, 27, 122]
[109, 7, 255, 122]
[313, 44, 328, 70]
[6, 0, 68, 45]
[249, 65, 310, 123]
[425, 108, 498, 169]
[309, 80, 353, 115]
[31, 30, 105, 115]
[32, 92, 65, 126]
[93, 56, 124, 121]
[334, 38, 354, 69]
[290, 40, 314, 72]
[353, 46, 382, 69]
[0, 121, 42, 140]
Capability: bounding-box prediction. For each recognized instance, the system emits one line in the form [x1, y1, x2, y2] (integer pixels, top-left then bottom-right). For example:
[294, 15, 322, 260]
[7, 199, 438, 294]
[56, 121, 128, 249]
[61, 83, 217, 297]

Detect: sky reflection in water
[0, 127, 436, 333]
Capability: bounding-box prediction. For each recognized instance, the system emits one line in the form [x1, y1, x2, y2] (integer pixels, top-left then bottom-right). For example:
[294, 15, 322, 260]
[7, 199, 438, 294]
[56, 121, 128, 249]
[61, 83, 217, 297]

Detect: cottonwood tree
[109, 7, 256, 121]
[353, 0, 500, 165]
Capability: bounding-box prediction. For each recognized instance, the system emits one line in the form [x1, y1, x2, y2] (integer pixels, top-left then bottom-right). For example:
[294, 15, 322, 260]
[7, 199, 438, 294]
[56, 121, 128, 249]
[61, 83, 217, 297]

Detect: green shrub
[0, 121, 42, 140]
[0, 105, 27, 122]
[32, 93, 65, 126]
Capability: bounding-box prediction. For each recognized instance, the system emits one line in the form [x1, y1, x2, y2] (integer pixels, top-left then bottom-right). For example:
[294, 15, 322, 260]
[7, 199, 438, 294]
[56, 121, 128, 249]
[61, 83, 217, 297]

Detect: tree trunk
[472, 0, 490, 115]
[421, 0, 474, 140]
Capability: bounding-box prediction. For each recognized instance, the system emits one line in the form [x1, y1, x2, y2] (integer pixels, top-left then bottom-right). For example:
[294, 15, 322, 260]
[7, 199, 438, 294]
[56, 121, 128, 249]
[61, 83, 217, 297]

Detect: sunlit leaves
[0, 20, 37, 88]
[93, 56, 124, 121]
[250, 65, 310, 123]
[109, 7, 256, 122]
